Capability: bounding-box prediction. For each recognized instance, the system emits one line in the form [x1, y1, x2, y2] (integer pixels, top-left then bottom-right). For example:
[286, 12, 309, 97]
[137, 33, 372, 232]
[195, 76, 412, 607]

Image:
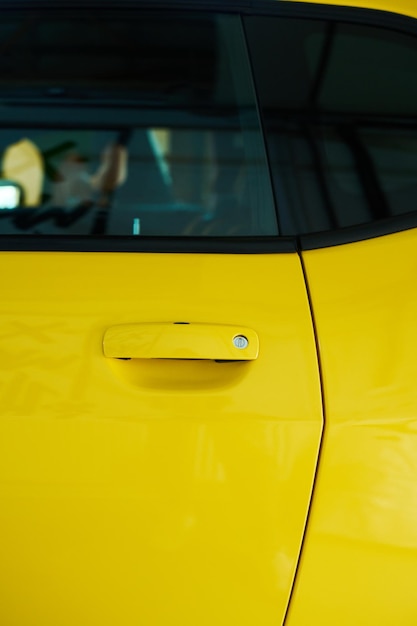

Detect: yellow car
[1, 0, 417, 624]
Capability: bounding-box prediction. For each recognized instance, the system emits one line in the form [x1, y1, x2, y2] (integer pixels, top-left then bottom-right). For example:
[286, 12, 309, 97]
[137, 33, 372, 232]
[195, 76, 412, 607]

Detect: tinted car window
[245, 16, 417, 235]
[0, 11, 277, 239]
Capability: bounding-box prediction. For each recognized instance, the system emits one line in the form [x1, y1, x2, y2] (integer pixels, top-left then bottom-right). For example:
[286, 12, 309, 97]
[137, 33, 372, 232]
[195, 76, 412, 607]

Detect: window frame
[0, 0, 417, 251]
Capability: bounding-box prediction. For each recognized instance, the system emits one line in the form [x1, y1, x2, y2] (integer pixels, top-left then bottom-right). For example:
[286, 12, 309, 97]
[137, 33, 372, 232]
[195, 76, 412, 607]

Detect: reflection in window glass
[246, 16, 417, 235]
[0, 11, 277, 238]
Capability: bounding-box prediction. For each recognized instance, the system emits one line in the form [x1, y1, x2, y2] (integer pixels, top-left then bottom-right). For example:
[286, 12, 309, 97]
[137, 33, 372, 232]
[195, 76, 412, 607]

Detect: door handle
[103, 323, 259, 361]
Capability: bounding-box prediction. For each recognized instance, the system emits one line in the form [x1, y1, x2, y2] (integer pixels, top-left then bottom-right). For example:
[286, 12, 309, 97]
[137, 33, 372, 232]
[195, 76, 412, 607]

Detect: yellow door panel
[298, 0, 417, 20]
[0, 251, 322, 626]
[286, 229, 417, 625]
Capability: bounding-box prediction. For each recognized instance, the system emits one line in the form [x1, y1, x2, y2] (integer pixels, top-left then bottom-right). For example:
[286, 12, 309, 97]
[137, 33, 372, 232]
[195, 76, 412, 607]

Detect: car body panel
[288, 0, 417, 20]
[286, 228, 417, 624]
[0, 251, 322, 625]
[1, 0, 417, 623]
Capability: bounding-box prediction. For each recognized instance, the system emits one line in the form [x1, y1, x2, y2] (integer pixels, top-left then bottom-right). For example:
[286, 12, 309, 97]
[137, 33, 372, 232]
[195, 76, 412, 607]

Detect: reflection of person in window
[3, 137, 127, 209]
[51, 144, 128, 208]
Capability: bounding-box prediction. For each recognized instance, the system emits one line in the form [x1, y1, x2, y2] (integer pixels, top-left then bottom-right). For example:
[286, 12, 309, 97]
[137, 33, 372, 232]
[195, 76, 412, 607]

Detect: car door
[0, 4, 323, 626]
[246, 3, 417, 623]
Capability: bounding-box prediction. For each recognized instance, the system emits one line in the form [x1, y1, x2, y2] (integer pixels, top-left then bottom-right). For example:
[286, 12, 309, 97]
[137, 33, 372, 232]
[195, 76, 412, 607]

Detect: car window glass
[0, 11, 277, 239]
[245, 16, 417, 235]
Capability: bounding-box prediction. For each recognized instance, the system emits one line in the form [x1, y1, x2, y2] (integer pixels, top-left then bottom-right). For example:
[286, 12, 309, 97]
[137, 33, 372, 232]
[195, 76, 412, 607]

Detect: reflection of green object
[43, 142, 76, 159]
[42, 141, 77, 182]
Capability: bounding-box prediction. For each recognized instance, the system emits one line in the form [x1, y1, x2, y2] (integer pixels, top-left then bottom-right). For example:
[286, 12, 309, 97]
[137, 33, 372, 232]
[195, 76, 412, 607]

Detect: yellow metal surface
[285, 228, 417, 625]
[289, 0, 417, 20]
[0, 252, 322, 626]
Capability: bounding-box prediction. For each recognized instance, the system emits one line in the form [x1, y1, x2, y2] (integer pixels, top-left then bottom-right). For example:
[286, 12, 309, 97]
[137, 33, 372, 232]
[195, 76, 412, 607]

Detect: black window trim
[299, 211, 417, 250]
[0, 235, 297, 254]
[0, 0, 414, 29]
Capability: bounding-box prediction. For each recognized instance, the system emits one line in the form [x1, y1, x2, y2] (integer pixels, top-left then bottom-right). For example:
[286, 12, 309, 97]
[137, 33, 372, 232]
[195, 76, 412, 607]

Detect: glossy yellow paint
[285, 228, 417, 625]
[288, 0, 417, 20]
[0, 252, 322, 626]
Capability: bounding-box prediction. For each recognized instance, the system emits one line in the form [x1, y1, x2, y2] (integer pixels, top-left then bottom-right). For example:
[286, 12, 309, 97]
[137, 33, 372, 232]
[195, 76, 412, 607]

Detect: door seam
[282, 247, 327, 625]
